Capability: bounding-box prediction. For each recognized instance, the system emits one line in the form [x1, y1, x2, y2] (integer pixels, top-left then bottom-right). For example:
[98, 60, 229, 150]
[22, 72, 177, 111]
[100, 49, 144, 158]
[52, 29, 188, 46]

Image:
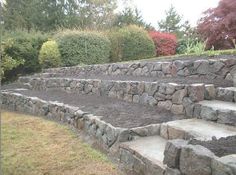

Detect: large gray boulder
[179, 145, 216, 175]
[212, 154, 236, 175]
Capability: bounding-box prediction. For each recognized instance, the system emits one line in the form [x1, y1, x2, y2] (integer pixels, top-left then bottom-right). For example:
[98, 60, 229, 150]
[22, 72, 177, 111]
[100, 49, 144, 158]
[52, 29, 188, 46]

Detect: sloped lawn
[2, 111, 121, 175]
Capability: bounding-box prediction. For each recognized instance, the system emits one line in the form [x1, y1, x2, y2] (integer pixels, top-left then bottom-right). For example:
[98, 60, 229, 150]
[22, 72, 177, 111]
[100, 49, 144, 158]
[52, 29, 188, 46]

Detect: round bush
[39, 40, 61, 68]
[149, 31, 177, 56]
[108, 25, 155, 62]
[55, 30, 111, 66]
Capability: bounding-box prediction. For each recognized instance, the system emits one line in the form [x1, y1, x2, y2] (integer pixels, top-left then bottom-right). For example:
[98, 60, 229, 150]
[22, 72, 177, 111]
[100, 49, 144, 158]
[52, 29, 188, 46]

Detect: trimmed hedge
[55, 30, 111, 66]
[149, 31, 177, 56]
[39, 40, 61, 68]
[108, 25, 155, 62]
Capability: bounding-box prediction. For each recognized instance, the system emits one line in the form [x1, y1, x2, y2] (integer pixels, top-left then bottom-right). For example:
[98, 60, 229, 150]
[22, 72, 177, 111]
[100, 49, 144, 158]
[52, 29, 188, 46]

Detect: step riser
[42, 58, 236, 81]
[119, 147, 165, 175]
[216, 87, 236, 103]
[160, 119, 236, 141]
[233, 72, 236, 87]
[196, 105, 236, 126]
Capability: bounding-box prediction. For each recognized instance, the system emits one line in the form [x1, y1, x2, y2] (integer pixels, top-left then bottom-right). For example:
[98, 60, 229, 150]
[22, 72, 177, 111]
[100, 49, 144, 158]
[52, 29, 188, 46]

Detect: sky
[117, 0, 220, 28]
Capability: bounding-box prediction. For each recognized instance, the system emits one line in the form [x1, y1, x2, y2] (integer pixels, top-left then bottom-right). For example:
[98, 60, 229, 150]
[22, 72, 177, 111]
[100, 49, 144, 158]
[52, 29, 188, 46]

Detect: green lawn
[2, 111, 121, 175]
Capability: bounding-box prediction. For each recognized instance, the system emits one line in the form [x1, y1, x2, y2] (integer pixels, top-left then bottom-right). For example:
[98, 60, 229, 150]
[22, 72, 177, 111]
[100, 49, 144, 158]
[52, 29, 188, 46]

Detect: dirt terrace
[190, 136, 236, 157]
[6, 88, 185, 128]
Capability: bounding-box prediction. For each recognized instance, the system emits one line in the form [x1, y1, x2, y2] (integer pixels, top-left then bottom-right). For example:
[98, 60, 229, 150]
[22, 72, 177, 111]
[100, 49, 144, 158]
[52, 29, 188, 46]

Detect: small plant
[39, 40, 61, 68]
[185, 40, 206, 55]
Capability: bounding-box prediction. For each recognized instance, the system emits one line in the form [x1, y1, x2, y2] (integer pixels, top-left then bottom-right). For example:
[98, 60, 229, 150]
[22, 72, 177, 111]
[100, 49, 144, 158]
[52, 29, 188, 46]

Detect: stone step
[119, 136, 167, 175]
[160, 118, 236, 140]
[216, 87, 236, 102]
[197, 100, 236, 125]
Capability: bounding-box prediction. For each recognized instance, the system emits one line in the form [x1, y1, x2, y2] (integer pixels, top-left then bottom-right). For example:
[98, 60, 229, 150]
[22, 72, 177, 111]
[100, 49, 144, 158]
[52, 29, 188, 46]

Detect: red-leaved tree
[197, 0, 236, 50]
[149, 31, 177, 56]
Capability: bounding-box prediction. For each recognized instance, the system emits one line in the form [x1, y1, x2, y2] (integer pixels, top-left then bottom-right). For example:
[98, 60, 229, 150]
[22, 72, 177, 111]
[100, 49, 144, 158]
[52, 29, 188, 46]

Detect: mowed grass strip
[2, 111, 121, 175]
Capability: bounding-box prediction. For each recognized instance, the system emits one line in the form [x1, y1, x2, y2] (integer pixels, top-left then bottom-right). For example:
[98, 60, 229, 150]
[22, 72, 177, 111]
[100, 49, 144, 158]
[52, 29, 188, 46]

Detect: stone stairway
[194, 73, 236, 126]
[118, 118, 236, 175]
[2, 55, 236, 175]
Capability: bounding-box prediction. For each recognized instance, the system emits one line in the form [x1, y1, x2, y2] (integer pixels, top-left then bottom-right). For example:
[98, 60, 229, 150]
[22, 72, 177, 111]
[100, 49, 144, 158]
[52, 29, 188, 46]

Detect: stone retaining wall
[1, 91, 161, 149]
[19, 77, 214, 116]
[43, 58, 236, 80]
[163, 139, 236, 175]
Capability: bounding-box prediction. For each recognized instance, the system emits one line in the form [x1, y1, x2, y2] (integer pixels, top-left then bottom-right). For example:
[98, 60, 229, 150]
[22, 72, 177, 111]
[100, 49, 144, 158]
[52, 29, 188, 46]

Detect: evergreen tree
[114, 7, 154, 30]
[78, 0, 117, 30]
[2, 0, 117, 31]
[157, 5, 182, 37]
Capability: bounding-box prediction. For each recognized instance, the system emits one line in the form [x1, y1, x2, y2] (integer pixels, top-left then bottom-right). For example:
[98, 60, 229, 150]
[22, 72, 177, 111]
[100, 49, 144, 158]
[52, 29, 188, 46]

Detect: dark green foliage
[113, 7, 154, 30]
[158, 5, 182, 34]
[55, 30, 111, 66]
[2, 0, 117, 32]
[3, 0, 78, 31]
[108, 25, 155, 62]
[2, 31, 48, 82]
[1, 40, 24, 80]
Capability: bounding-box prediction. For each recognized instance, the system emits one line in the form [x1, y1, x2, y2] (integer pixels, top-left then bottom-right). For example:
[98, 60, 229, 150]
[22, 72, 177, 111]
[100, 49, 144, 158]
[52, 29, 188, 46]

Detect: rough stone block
[205, 84, 216, 100]
[171, 104, 184, 115]
[168, 127, 185, 140]
[183, 97, 194, 117]
[164, 167, 181, 175]
[172, 89, 187, 104]
[180, 145, 216, 175]
[160, 123, 168, 139]
[216, 88, 234, 102]
[217, 110, 236, 126]
[158, 100, 172, 111]
[200, 106, 218, 121]
[188, 84, 205, 102]
[163, 139, 188, 168]
[212, 154, 236, 175]
[119, 148, 135, 170]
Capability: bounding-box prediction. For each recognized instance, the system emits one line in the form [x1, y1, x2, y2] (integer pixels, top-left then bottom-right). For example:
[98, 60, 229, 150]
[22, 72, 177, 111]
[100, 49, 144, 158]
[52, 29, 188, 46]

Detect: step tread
[198, 100, 236, 111]
[121, 136, 167, 164]
[223, 87, 236, 91]
[166, 119, 236, 140]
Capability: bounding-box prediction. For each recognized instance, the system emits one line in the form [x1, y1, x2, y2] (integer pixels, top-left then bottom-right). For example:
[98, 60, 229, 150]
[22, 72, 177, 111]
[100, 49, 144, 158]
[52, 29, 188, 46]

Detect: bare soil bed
[189, 136, 236, 157]
[6, 88, 185, 128]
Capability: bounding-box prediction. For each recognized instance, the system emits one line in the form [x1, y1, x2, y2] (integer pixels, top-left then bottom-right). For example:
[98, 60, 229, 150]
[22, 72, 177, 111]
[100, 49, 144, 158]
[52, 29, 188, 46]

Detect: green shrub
[55, 30, 111, 66]
[39, 40, 61, 68]
[1, 40, 24, 80]
[108, 25, 155, 62]
[106, 30, 123, 62]
[2, 30, 48, 82]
